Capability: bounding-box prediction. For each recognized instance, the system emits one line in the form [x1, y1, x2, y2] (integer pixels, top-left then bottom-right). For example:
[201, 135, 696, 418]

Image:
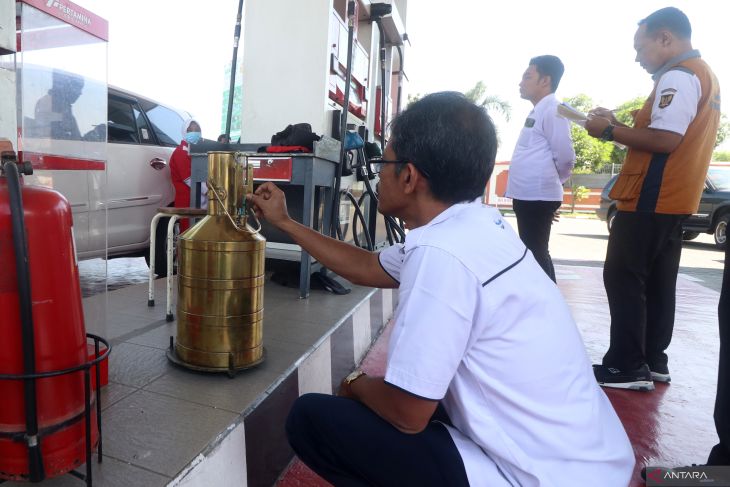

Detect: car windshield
[708, 167, 730, 191]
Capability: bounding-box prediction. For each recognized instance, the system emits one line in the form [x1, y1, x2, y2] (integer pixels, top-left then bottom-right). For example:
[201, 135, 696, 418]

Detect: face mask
[184, 132, 202, 144]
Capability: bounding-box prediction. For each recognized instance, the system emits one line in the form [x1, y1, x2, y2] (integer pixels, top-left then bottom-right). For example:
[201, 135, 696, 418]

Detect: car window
[139, 101, 183, 147]
[108, 97, 140, 144]
[134, 107, 155, 145]
[708, 167, 730, 191]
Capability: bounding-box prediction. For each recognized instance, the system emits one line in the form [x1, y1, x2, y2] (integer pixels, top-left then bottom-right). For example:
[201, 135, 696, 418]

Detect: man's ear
[539, 75, 552, 90]
[401, 163, 418, 194]
[660, 30, 673, 46]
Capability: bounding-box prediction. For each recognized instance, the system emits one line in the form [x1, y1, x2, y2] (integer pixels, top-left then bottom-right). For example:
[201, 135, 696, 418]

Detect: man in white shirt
[249, 92, 634, 486]
[506, 55, 575, 282]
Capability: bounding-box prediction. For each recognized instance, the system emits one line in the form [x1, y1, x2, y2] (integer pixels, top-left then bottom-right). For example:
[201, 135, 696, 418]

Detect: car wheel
[144, 216, 176, 276]
[714, 214, 729, 250]
[607, 209, 616, 232]
[682, 231, 699, 241]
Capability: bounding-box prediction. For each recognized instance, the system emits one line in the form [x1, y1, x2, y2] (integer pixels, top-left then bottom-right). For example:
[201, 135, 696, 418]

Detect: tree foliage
[463, 81, 511, 121]
[570, 184, 590, 213]
[406, 92, 423, 108]
[609, 96, 645, 165]
[407, 81, 511, 121]
[714, 150, 730, 162]
[562, 94, 613, 172]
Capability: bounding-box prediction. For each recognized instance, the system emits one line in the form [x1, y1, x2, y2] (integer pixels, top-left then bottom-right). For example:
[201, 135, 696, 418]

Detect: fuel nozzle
[369, 3, 392, 19]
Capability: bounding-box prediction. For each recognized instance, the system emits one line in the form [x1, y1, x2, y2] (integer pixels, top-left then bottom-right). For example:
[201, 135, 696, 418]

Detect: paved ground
[507, 213, 726, 293]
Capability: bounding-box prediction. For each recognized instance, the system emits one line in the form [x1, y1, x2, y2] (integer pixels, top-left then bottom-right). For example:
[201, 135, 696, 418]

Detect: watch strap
[345, 369, 366, 385]
[600, 123, 615, 142]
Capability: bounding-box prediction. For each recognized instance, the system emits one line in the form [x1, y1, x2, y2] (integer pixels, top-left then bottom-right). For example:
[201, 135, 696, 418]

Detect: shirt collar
[533, 93, 556, 112]
[403, 198, 482, 251]
[652, 49, 701, 81]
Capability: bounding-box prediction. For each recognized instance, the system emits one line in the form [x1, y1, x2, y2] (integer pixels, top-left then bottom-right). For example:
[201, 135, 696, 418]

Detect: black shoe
[593, 364, 654, 391]
[649, 365, 671, 383]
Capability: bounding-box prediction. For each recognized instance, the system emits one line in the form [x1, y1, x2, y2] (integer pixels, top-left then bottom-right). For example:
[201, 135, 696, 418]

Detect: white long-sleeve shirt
[505, 94, 575, 201]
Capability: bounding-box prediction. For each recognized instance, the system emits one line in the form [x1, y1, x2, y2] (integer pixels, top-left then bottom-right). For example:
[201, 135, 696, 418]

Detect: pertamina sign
[21, 0, 108, 41]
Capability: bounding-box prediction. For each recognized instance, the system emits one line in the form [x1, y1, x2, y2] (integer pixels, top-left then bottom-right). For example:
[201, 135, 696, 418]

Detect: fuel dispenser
[237, 0, 409, 294]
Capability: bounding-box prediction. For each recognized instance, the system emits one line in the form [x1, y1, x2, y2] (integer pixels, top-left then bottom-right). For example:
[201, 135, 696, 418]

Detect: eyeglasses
[367, 157, 431, 179]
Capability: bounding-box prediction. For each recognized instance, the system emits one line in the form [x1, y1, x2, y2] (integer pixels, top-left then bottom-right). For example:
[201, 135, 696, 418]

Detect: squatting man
[247, 92, 634, 486]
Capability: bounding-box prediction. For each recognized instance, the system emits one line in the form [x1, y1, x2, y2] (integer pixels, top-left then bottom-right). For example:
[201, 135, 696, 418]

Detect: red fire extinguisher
[0, 150, 99, 482]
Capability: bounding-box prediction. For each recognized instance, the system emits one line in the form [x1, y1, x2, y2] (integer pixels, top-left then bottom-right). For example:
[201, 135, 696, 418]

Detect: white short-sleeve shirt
[649, 68, 701, 136]
[506, 94, 576, 202]
[378, 201, 634, 487]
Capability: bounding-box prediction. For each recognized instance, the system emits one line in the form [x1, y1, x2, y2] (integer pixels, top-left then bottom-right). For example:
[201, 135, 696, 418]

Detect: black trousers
[286, 393, 470, 487]
[708, 244, 730, 465]
[602, 211, 686, 371]
[512, 199, 562, 282]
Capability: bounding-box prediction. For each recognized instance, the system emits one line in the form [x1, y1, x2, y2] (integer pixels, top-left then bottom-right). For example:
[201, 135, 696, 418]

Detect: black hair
[639, 7, 692, 40]
[390, 91, 497, 205]
[529, 55, 564, 92]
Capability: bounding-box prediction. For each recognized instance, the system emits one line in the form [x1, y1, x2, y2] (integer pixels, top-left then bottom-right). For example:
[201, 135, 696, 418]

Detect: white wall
[240, 0, 333, 143]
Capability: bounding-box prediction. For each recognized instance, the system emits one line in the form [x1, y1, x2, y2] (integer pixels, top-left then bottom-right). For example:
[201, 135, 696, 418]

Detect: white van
[24, 85, 191, 273]
[105, 86, 190, 271]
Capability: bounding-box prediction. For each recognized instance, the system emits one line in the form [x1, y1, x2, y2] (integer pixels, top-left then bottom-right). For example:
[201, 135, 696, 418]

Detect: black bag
[270, 123, 321, 150]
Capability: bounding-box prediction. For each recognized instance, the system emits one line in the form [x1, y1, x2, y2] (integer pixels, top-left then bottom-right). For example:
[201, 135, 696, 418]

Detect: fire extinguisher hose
[4, 161, 45, 481]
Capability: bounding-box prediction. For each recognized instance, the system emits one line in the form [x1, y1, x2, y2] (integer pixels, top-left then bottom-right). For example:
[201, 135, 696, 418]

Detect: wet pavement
[78, 257, 150, 297]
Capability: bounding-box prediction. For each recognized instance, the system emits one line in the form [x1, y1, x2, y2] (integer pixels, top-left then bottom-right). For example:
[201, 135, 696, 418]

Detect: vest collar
[652, 49, 701, 82]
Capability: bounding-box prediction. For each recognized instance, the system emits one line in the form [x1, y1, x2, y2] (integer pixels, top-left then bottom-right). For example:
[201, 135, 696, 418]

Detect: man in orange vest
[586, 7, 721, 391]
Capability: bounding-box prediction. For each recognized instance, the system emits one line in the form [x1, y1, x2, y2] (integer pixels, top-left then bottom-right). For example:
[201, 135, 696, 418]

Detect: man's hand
[338, 378, 356, 399]
[584, 116, 612, 139]
[552, 209, 561, 223]
[246, 182, 291, 229]
[588, 107, 618, 124]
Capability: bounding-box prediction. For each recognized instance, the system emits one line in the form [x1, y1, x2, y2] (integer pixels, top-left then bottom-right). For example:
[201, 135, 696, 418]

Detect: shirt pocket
[609, 170, 644, 201]
[516, 126, 533, 148]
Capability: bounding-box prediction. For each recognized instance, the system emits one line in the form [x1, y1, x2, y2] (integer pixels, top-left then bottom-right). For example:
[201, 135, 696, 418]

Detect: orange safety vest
[610, 55, 721, 214]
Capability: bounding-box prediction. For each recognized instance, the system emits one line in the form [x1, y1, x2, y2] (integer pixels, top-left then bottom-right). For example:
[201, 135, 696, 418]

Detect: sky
[71, 0, 729, 160]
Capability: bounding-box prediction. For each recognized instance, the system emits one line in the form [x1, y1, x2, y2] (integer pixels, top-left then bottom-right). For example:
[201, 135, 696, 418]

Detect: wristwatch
[600, 123, 615, 142]
[345, 369, 366, 385]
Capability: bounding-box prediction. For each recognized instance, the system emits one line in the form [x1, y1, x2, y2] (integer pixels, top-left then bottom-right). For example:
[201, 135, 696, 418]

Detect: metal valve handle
[207, 153, 261, 234]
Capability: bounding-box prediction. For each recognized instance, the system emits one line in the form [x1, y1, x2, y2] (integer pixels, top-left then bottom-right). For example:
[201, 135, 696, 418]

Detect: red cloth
[169, 140, 192, 232]
[265, 145, 311, 153]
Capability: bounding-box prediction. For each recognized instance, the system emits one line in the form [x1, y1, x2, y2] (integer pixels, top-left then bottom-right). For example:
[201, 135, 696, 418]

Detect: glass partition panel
[18, 1, 108, 338]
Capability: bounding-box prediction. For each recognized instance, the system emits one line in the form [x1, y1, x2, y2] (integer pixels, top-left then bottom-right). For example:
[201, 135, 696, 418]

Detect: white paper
[558, 103, 626, 150]
[557, 103, 587, 127]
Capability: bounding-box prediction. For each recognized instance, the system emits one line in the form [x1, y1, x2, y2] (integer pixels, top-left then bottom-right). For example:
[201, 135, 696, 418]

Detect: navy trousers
[602, 211, 685, 371]
[286, 393, 470, 486]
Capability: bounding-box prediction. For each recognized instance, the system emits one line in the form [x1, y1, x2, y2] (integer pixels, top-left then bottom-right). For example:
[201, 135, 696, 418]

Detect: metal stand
[148, 207, 207, 320]
[0, 334, 111, 486]
[166, 337, 266, 379]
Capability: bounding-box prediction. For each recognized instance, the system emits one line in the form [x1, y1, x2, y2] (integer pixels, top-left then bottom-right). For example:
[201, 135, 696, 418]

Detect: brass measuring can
[169, 152, 266, 374]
